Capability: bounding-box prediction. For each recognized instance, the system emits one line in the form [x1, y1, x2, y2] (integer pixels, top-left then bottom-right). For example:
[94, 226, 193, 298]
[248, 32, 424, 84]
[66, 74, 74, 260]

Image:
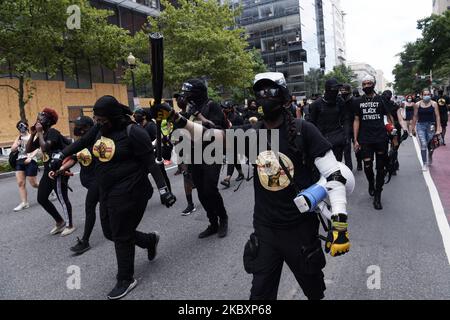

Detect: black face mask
[257, 98, 283, 121]
[341, 93, 350, 100]
[324, 89, 339, 102]
[73, 126, 86, 137]
[134, 114, 144, 125]
[363, 86, 375, 95]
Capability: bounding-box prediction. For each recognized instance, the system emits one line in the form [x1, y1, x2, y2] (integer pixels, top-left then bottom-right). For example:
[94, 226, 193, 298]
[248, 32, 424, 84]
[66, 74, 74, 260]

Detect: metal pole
[131, 69, 137, 97]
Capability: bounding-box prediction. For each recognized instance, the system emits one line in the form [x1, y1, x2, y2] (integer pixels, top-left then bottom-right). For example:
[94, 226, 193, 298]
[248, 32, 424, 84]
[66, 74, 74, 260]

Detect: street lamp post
[127, 52, 137, 98]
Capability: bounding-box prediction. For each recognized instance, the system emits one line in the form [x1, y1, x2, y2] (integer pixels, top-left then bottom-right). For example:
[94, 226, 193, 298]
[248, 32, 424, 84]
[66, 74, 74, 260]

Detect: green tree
[324, 64, 358, 88]
[393, 11, 450, 94]
[305, 68, 325, 96]
[0, 0, 137, 122]
[136, 0, 264, 95]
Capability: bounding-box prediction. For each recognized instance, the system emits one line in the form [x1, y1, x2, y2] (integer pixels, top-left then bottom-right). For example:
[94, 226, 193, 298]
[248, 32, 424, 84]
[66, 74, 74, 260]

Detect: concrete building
[0, 0, 160, 147]
[228, 0, 346, 97]
[348, 61, 377, 87]
[432, 0, 450, 14]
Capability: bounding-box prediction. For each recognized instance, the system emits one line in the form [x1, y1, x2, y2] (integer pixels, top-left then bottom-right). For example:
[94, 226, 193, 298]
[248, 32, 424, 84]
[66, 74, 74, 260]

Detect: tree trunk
[18, 75, 27, 123]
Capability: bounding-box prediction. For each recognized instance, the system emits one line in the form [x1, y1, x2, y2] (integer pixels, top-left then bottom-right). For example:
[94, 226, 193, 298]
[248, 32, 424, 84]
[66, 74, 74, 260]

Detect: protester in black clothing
[353, 76, 393, 210]
[244, 99, 261, 124]
[26, 108, 74, 236]
[50, 116, 98, 254]
[340, 84, 356, 171]
[174, 93, 197, 215]
[434, 89, 449, 145]
[382, 90, 403, 176]
[352, 88, 361, 98]
[158, 72, 351, 300]
[221, 101, 245, 188]
[181, 79, 229, 238]
[134, 107, 172, 193]
[50, 95, 176, 299]
[310, 79, 346, 162]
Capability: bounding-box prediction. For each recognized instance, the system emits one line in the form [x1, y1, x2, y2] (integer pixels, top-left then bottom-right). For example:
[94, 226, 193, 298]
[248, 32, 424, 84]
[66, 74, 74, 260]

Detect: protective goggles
[181, 82, 194, 92]
[255, 88, 281, 99]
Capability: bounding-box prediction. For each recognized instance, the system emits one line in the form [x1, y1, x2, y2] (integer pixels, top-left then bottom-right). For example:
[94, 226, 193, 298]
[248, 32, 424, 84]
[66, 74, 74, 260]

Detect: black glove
[151, 102, 174, 122]
[49, 152, 64, 172]
[325, 214, 350, 257]
[159, 186, 176, 208]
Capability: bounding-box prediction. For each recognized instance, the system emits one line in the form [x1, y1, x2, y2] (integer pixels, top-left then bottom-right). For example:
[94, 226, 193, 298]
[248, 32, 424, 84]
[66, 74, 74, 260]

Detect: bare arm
[25, 133, 38, 153]
[353, 115, 360, 149]
[411, 103, 419, 134]
[11, 136, 20, 152]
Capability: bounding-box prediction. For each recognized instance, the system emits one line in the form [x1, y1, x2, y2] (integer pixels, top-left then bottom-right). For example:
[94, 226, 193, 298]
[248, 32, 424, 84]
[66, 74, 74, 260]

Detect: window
[64, 59, 92, 89]
[259, 4, 274, 19]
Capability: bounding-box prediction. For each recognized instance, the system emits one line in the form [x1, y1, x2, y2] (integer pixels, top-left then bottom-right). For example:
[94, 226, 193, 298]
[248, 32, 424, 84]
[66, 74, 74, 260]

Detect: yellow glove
[150, 101, 174, 122]
[325, 214, 350, 257]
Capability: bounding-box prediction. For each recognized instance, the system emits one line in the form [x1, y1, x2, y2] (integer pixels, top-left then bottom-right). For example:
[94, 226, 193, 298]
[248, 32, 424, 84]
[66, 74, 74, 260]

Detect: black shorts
[15, 160, 38, 177]
[361, 142, 387, 159]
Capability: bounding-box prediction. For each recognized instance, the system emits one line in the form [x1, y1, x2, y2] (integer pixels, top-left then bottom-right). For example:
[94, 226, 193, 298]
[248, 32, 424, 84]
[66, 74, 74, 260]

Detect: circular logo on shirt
[42, 152, 49, 163]
[256, 150, 294, 192]
[77, 148, 93, 167]
[93, 137, 115, 162]
[438, 98, 446, 107]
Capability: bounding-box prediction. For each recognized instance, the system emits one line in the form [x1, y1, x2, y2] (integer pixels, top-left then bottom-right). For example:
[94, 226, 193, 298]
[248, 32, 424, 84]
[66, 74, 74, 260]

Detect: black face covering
[341, 93, 350, 100]
[257, 98, 283, 121]
[73, 126, 86, 137]
[363, 86, 375, 95]
[134, 114, 144, 125]
[324, 89, 339, 102]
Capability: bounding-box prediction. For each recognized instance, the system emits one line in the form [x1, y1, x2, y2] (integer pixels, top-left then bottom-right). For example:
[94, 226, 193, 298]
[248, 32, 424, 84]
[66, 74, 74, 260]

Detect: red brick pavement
[429, 129, 450, 224]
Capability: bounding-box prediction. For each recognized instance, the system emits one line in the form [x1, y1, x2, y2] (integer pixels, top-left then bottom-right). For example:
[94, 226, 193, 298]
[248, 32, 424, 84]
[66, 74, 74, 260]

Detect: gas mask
[17, 122, 28, 134]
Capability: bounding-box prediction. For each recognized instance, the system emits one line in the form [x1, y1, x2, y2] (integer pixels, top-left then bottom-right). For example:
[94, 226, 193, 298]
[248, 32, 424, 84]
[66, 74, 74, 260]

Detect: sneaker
[61, 226, 76, 237]
[14, 202, 29, 212]
[422, 164, 428, 172]
[70, 237, 91, 255]
[220, 179, 230, 188]
[50, 222, 66, 235]
[198, 225, 218, 239]
[236, 174, 245, 182]
[147, 232, 160, 261]
[218, 218, 228, 238]
[49, 192, 58, 202]
[181, 204, 196, 216]
[428, 151, 433, 165]
[107, 279, 138, 300]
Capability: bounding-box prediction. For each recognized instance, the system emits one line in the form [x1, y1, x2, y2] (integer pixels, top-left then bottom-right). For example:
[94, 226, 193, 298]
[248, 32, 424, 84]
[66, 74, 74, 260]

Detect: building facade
[432, 0, 450, 14]
[229, 0, 346, 97]
[0, 0, 160, 146]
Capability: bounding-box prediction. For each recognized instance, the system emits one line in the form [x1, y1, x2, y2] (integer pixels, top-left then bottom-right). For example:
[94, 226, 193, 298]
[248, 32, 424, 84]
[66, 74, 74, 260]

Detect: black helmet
[181, 79, 208, 106]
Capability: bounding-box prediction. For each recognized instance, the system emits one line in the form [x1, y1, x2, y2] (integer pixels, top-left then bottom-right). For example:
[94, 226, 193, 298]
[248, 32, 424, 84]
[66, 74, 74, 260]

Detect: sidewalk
[429, 130, 450, 224]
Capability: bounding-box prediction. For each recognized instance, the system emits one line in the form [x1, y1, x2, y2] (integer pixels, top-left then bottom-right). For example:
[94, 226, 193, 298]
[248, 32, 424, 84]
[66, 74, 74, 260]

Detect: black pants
[343, 141, 353, 170]
[245, 218, 326, 300]
[331, 145, 344, 162]
[37, 172, 71, 225]
[82, 181, 100, 242]
[100, 188, 154, 281]
[361, 142, 388, 193]
[192, 164, 227, 227]
[226, 163, 243, 177]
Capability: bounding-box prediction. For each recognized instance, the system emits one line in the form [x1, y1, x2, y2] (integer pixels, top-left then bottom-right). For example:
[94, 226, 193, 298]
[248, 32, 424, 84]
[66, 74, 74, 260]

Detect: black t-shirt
[435, 95, 449, 124]
[309, 98, 345, 134]
[71, 143, 96, 188]
[31, 128, 71, 171]
[353, 95, 390, 144]
[227, 111, 244, 126]
[63, 123, 153, 197]
[250, 120, 331, 229]
[144, 121, 157, 142]
[201, 100, 228, 129]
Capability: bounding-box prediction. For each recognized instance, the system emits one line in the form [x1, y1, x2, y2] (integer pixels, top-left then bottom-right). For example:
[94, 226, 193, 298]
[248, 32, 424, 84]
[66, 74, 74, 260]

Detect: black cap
[325, 78, 342, 91]
[183, 79, 207, 94]
[93, 95, 132, 118]
[74, 116, 94, 128]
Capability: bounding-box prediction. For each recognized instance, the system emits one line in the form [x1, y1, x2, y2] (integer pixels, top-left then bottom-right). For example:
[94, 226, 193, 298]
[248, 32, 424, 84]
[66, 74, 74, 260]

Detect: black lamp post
[127, 52, 137, 98]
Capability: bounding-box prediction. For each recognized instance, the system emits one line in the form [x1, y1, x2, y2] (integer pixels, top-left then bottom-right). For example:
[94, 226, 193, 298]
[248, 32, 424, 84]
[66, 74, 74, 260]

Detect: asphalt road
[1, 138, 449, 300]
